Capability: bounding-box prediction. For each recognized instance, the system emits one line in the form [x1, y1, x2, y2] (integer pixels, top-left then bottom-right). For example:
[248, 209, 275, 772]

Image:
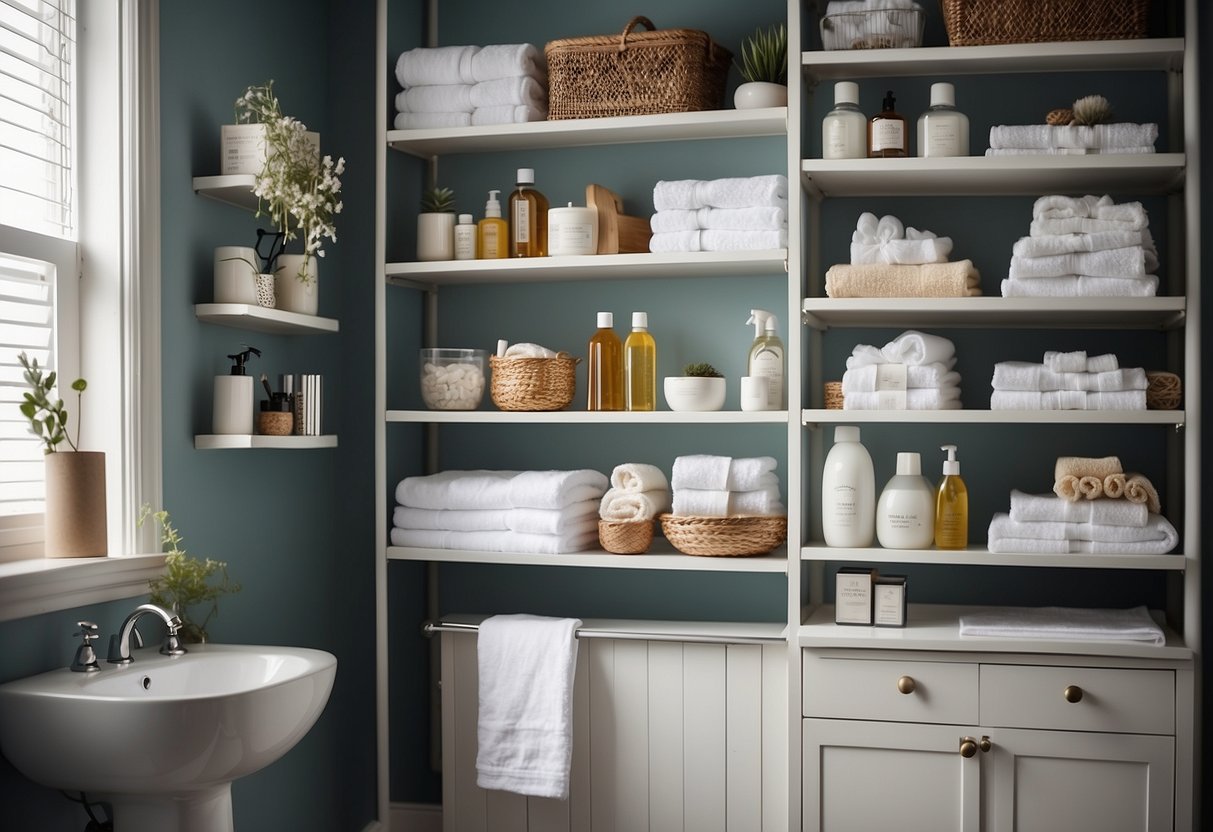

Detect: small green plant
[17, 352, 86, 454]
[420, 186, 456, 213]
[735, 24, 788, 85]
[142, 505, 240, 643]
[683, 362, 723, 378]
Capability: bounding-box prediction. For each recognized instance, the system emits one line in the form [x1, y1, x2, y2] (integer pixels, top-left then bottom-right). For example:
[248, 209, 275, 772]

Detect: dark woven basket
[941, 0, 1150, 46]
[545, 16, 731, 120]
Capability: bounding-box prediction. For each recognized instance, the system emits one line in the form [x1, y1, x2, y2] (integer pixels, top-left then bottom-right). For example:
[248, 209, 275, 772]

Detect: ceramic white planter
[275, 254, 319, 316]
[417, 212, 456, 261]
[734, 81, 788, 110]
[213, 246, 260, 305]
[664, 376, 727, 412]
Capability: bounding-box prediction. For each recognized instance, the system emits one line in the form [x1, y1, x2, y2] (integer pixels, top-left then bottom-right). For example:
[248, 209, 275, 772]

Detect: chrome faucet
[70, 621, 101, 673]
[106, 603, 188, 664]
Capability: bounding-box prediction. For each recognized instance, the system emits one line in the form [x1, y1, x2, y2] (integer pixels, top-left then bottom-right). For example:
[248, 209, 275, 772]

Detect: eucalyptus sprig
[17, 351, 86, 453]
[735, 24, 788, 85]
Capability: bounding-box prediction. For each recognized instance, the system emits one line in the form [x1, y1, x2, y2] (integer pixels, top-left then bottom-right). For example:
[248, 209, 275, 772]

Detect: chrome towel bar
[421, 620, 784, 646]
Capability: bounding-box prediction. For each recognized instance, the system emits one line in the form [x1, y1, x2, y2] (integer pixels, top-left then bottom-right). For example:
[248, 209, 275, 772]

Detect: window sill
[0, 554, 166, 623]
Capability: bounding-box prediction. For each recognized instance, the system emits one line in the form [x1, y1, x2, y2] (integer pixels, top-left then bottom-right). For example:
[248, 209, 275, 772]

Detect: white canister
[213, 246, 260, 305]
[547, 203, 597, 256]
[740, 375, 770, 411]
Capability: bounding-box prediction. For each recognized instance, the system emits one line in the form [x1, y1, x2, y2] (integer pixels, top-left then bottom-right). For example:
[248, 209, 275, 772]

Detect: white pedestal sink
[0, 643, 336, 832]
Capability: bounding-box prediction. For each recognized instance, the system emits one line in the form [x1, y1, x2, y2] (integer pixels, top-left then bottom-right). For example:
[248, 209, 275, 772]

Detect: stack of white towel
[987, 123, 1158, 156]
[825, 212, 980, 298]
[842, 330, 961, 410]
[393, 43, 547, 129]
[991, 350, 1147, 411]
[649, 175, 788, 253]
[598, 463, 671, 522]
[1002, 195, 1159, 298]
[669, 455, 784, 517]
[986, 489, 1177, 555]
[392, 469, 607, 553]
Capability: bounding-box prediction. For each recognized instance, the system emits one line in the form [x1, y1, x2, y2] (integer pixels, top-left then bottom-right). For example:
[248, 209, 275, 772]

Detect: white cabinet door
[985, 727, 1174, 832]
[803, 719, 982, 832]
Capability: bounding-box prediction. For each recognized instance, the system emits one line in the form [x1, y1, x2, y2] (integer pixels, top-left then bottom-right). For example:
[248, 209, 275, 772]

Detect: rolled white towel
[470, 75, 546, 108]
[396, 469, 518, 510]
[471, 104, 546, 125]
[394, 111, 472, 130]
[1000, 275, 1159, 298]
[502, 342, 558, 358]
[671, 455, 778, 492]
[988, 123, 1158, 150]
[609, 463, 669, 493]
[1008, 247, 1147, 280]
[395, 45, 478, 87]
[598, 489, 671, 522]
[509, 502, 600, 535]
[395, 84, 475, 114]
[881, 330, 956, 367]
[1009, 491, 1148, 527]
[843, 387, 962, 410]
[508, 469, 609, 510]
[392, 505, 510, 531]
[875, 213, 903, 242]
[1045, 351, 1118, 373]
[842, 362, 959, 393]
[852, 211, 879, 244]
[470, 43, 545, 82]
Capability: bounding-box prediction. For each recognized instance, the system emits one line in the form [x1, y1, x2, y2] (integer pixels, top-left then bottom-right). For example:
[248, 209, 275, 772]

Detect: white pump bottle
[746, 308, 785, 410]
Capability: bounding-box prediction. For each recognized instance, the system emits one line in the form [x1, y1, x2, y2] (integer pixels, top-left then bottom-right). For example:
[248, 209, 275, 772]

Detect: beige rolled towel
[1104, 472, 1127, 498]
[1054, 475, 1082, 501]
[1054, 455, 1123, 481]
[1078, 476, 1104, 500]
[824, 261, 982, 298]
[1124, 472, 1162, 514]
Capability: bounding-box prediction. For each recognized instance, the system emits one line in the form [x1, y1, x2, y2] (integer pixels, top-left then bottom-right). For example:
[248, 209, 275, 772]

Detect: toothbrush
[260, 372, 274, 400]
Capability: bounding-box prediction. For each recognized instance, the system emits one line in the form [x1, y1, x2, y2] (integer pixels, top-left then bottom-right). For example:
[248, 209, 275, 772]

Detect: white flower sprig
[235, 81, 344, 284]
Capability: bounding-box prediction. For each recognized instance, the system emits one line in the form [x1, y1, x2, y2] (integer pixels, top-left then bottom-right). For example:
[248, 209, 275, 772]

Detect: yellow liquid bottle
[934, 444, 968, 549]
[587, 311, 623, 411]
[478, 189, 508, 259]
[509, 168, 549, 257]
[624, 311, 656, 411]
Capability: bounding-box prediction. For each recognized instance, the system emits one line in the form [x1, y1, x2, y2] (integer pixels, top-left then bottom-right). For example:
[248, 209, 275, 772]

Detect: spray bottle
[213, 345, 260, 434]
[746, 309, 785, 410]
[934, 444, 968, 549]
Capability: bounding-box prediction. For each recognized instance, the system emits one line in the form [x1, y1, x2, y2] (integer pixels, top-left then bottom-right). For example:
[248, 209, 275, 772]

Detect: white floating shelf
[802, 297, 1186, 330]
[802, 409, 1185, 427]
[800, 543, 1186, 571]
[387, 409, 788, 425]
[195, 303, 339, 335]
[387, 107, 787, 157]
[388, 541, 788, 573]
[800, 154, 1185, 198]
[386, 249, 787, 287]
[801, 38, 1184, 82]
[192, 175, 258, 211]
[194, 435, 338, 450]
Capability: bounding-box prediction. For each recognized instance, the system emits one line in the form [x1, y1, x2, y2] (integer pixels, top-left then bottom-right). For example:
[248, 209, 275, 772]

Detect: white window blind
[0, 253, 51, 515]
[0, 0, 76, 240]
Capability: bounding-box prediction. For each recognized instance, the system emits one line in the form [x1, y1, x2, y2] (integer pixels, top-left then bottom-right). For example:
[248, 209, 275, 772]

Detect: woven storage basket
[941, 0, 1150, 46]
[599, 519, 654, 555]
[544, 16, 732, 120]
[824, 381, 844, 410]
[1145, 371, 1182, 410]
[489, 353, 579, 411]
[659, 514, 787, 557]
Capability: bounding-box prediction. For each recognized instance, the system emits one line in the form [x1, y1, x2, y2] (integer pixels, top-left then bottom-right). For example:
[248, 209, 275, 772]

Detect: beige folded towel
[1054, 455, 1123, 481]
[1078, 475, 1104, 500]
[824, 261, 982, 298]
[1104, 472, 1127, 498]
[1054, 475, 1081, 501]
[1124, 472, 1161, 514]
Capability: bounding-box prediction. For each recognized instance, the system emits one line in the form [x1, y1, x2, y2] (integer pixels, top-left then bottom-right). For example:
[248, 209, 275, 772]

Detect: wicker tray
[941, 0, 1149, 46]
[545, 16, 731, 120]
[489, 353, 578, 411]
[659, 514, 787, 557]
[599, 519, 654, 555]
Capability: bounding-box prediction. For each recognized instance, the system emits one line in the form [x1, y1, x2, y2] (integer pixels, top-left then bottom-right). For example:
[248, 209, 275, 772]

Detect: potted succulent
[17, 352, 106, 558]
[733, 24, 788, 110]
[664, 362, 727, 412]
[417, 186, 457, 261]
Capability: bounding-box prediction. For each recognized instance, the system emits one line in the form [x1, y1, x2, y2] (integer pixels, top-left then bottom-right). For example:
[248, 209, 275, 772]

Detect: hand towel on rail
[824, 261, 981, 298]
[396, 469, 518, 510]
[1009, 491, 1148, 527]
[988, 123, 1158, 150]
[393, 111, 473, 130]
[670, 454, 778, 492]
[394, 84, 474, 114]
[958, 606, 1165, 644]
[392, 505, 510, 531]
[476, 614, 580, 799]
[1000, 275, 1159, 298]
[608, 462, 669, 494]
[395, 45, 478, 87]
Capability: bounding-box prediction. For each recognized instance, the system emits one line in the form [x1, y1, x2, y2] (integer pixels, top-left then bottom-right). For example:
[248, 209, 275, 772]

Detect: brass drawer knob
[1063, 685, 1084, 703]
[959, 736, 978, 758]
[980, 735, 992, 753]
[896, 675, 916, 694]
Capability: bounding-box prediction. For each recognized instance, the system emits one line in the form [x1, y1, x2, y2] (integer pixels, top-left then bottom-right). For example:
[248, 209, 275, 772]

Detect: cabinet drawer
[803, 653, 978, 724]
[980, 665, 1174, 735]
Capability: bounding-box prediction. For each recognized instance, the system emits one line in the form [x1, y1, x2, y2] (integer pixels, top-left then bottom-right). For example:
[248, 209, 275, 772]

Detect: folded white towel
[396, 469, 517, 510]
[609, 463, 669, 494]
[476, 614, 580, 799]
[985, 147, 1156, 156]
[847, 342, 957, 371]
[648, 206, 789, 233]
[469, 75, 546, 108]
[471, 104, 546, 125]
[395, 45, 478, 87]
[652, 175, 788, 211]
[1012, 230, 1144, 257]
[389, 526, 599, 554]
[392, 505, 509, 531]
[1009, 247, 1148, 280]
[394, 84, 475, 114]
[508, 469, 609, 510]
[649, 210, 700, 233]
[827, 0, 920, 11]
[1032, 194, 1147, 223]
[671, 455, 778, 491]
[671, 485, 784, 517]
[598, 489, 671, 522]
[991, 362, 1147, 392]
[988, 123, 1158, 150]
[470, 43, 545, 82]
[502, 342, 559, 358]
[1030, 216, 1149, 236]
[508, 503, 599, 535]
[958, 606, 1164, 645]
[842, 363, 960, 393]
[648, 228, 788, 252]
[394, 111, 472, 130]
[882, 330, 956, 367]
[843, 387, 962, 410]
[648, 230, 701, 252]
[1009, 490, 1149, 527]
[990, 390, 1146, 410]
[1000, 275, 1159, 298]
[1044, 350, 1119, 373]
[988, 512, 1177, 549]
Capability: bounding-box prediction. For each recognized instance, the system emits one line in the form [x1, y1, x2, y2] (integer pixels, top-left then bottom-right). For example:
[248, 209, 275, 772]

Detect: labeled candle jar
[419, 348, 487, 410]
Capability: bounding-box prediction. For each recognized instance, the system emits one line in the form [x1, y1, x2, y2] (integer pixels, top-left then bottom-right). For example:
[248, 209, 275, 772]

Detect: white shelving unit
[192, 175, 259, 211]
[800, 543, 1187, 571]
[802, 409, 1185, 426]
[386, 409, 788, 424]
[387, 543, 789, 573]
[802, 296, 1187, 329]
[194, 303, 339, 335]
[193, 434, 337, 450]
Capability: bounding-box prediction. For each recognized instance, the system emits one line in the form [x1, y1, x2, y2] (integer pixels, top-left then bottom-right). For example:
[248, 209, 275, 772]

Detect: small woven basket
[489, 353, 579, 411]
[545, 16, 731, 120]
[659, 514, 787, 557]
[1145, 371, 1182, 410]
[824, 381, 844, 409]
[941, 0, 1150, 46]
[599, 519, 654, 555]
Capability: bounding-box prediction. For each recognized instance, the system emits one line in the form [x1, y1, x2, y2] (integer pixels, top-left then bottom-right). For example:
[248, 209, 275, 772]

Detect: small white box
[221, 123, 320, 176]
[874, 575, 907, 627]
[835, 567, 874, 625]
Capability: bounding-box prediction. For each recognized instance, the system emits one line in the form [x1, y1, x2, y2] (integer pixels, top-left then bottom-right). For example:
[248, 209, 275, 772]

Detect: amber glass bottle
[509, 168, 549, 257]
[587, 311, 623, 411]
[868, 90, 908, 158]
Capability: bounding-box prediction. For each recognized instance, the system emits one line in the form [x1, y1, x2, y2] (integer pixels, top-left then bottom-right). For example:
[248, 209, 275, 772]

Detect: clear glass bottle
[509, 167, 549, 257]
[822, 81, 867, 159]
[624, 311, 656, 411]
[934, 444, 969, 549]
[917, 82, 970, 157]
[868, 89, 908, 158]
[587, 311, 623, 411]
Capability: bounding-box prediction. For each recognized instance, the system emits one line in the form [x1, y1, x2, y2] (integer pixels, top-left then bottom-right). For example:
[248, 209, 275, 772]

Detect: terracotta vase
[44, 451, 107, 558]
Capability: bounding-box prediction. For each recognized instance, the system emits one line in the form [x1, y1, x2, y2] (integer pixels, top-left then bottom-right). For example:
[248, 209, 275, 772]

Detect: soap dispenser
[876, 452, 935, 549]
[213, 345, 260, 435]
[478, 189, 508, 259]
[746, 309, 785, 410]
[868, 89, 908, 158]
[935, 444, 969, 549]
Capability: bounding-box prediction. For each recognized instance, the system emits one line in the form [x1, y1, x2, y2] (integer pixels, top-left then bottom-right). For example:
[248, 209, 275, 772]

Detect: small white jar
[547, 203, 597, 256]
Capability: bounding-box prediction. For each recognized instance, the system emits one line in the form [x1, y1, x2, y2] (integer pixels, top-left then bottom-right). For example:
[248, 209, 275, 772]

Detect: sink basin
[0, 643, 336, 832]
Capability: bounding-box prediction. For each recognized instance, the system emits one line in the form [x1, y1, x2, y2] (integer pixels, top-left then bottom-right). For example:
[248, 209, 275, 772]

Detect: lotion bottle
[213, 345, 260, 435]
[917, 82, 970, 157]
[868, 89, 908, 158]
[746, 308, 785, 410]
[624, 311, 656, 411]
[876, 452, 936, 549]
[935, 444, 969, 549]
[454, 213, 478, 260]
[509, 168, 549, 257]
[822, 81, 867, 159]
[587, 311, 623, 411]
[822, 425, 875, 547]
[478, 190, 508, 259]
